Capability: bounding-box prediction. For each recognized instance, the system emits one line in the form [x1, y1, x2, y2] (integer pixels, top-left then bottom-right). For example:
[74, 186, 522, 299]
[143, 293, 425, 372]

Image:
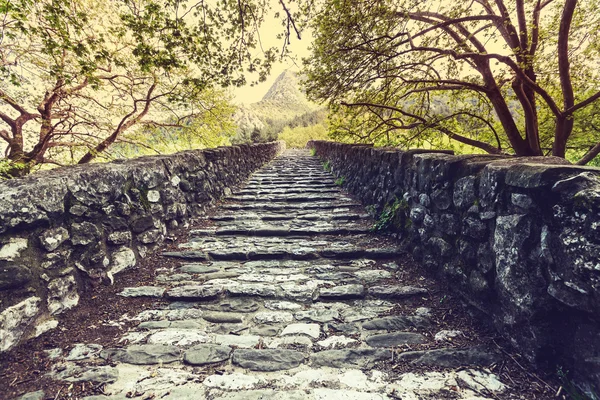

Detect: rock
[100, 344, 181, 364]
[362, 315, 431, 331]
[511, 193, 533, 209]
[131, 216, 155, 233]
[232, 349, 305, 371]
[264, 300, 303, 311]
[462, 217, 487, 239]
[327, 323, 360, 335]
[435, 330, 463, 341]
[64, 366, 119, 383]
[214, 334, 260, 348]
[146, 330, 209, 346]
[280, 281, 319, 302]
[456, 369, 507, 393]
[0, 263, 32, 290]
[39, 228, 69, 251]
[47, 275, 79, 315]
[312, 349, 391, 369]
[396, 347, 500, 367]
[70, 222, 101, 246]
[44, 348, 62, 359]
[281, 323, 321, 338]
[34, 319, 59, 337]
[119, 286, 165, 297]
[227, 283, 279, 297]
[138, 229, 162, 244]
[147, 190, 160, 202]
[180, 264, 220, 274]
[250, 326, 280, 337]
[109, 247, 136, 276]
[365, 332, 427, 347]
[17, 390, 45, 400]
[203, 312, 244, 323]
[453, 176, 477, 209]
[367, 286, 428, 299]
[319, 284, 365, 299]
[0, 238, 28, 261]
[354, 270, 392, 282]
[184, 344, 232, 365]
[203, 298, 259, 313]
[66, 343, 103, 361]
[166, 284, 223, 300]
[265, 336, 313, 349]
[107, 231, 132, 245]
[317, 335, 358, 348]
[295, 309, 339, 323]
[254, 311, 294, 324]
[204, 372, 266, 390]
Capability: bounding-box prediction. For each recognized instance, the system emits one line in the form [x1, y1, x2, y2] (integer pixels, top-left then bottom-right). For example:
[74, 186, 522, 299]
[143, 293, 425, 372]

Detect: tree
[0, 0, 309, 176]
[304, 0, 600, 164]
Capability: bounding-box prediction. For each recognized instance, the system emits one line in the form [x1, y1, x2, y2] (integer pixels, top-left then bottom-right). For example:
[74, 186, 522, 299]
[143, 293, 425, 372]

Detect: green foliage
[0, 159, 28, 179]
[0, 0, 308, 173]
[322, 160, 331, 172]
[104, 88, 237, 159]
[371, 197, 408, 232]
[303, 0, 600, 163]
[334, 176, 345, 186]
[309, 147, 317, 156]
[278, 123, 329, 148]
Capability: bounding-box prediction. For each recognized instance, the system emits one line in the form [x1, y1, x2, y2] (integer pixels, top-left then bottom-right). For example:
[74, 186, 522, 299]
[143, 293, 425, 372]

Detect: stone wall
[308, 140, 600, 391]
[0, 142, 285, 353]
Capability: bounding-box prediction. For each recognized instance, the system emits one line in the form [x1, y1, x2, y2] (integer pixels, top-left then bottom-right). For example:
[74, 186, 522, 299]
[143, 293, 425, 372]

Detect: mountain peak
[260, 70, 306, 104]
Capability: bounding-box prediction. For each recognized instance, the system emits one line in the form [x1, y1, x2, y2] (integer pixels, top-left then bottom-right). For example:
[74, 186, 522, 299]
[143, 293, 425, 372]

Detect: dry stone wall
[308, 140, 600, 391]
[0, 142, 285, 353]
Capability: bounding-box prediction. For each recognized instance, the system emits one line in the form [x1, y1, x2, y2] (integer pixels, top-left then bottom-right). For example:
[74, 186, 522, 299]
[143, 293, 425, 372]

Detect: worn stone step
[192, 224, 370, 237]
[221, 202, 361, 211]
[227, 194, 344, 202]
[236, 188, 339, 195]
[162, 246, 402, 261]
[210, 212, 367, 222]
[164, 236, 403, 261]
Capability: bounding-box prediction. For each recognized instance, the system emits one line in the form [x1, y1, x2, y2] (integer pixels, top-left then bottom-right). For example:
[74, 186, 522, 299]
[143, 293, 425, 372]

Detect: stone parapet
[0, 141, 285, 353]
[308, 140, 600, 392]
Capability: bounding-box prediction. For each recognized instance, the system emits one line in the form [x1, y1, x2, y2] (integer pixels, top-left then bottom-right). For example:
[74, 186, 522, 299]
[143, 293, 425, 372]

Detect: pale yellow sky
[231, 11, 313, 105]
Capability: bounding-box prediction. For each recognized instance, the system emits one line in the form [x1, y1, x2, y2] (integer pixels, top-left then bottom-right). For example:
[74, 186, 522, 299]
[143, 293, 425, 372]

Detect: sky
[230, 7, 313, 105]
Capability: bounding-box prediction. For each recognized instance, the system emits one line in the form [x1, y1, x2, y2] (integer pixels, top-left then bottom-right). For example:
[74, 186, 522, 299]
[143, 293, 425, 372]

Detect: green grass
[335, 176, 346, 186]
[309, 148, 317, 156]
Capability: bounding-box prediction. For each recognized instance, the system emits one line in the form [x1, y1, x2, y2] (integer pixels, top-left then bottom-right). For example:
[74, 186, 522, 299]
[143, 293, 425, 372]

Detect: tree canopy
[303, 0, 600, 164]
[0, 0, 308, 176]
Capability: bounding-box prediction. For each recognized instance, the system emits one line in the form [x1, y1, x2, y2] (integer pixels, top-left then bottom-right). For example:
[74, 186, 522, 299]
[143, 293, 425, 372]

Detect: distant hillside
[233, 70, 324, 143]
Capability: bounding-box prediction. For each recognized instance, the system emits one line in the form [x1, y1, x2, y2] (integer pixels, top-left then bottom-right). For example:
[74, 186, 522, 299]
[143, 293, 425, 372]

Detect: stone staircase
[20, 150, 553, 399]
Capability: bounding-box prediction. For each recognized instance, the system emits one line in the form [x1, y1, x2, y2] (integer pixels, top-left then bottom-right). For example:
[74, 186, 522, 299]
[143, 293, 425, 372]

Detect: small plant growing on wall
[322, 160, 331, 172]
[335, 176, 346, 186]
[371, 197, 408, 232]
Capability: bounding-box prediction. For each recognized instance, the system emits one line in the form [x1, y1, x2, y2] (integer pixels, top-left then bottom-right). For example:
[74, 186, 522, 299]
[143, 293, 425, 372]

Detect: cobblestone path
[37, 150, 531, 399]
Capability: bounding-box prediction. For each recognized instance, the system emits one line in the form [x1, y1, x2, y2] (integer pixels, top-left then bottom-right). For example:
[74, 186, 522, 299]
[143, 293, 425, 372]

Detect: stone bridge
[0, 142, 599, 399]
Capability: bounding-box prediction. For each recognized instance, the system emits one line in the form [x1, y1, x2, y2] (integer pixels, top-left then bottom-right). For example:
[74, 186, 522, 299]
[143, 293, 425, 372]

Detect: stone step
[221, 202, 362, 211]
[191, 224, 370, 237]
[248, 176, 335, 187]
[210, 212, 367, 222]
[162, 235, 403, 261]
[235, 188, 339, 195]
[227, 194, 344, 202]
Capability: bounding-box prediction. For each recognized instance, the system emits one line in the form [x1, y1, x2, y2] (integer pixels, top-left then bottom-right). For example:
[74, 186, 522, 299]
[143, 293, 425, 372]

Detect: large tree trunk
[553, 116, 573, 158]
